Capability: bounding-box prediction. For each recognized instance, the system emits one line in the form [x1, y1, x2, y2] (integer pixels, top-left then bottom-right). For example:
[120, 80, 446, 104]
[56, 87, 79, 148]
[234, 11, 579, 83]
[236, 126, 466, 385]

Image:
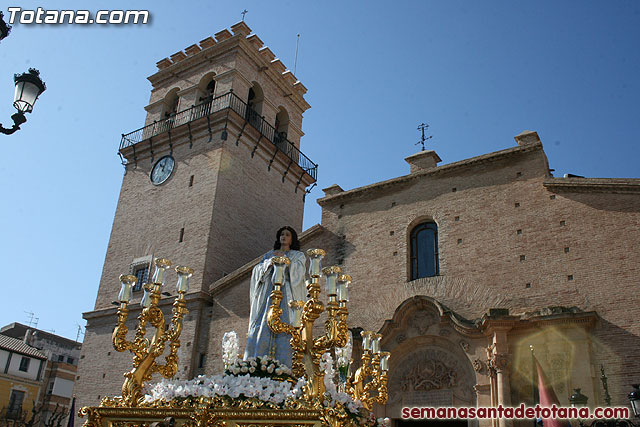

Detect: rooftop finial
[241, 9, 248, 21]
[416, 122, 433, 151]
[294, 34, 300, 76]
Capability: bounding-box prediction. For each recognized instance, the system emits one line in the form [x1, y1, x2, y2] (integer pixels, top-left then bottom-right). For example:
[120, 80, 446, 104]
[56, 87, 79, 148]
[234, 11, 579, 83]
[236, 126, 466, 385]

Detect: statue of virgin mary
[244, 226, 306, 367]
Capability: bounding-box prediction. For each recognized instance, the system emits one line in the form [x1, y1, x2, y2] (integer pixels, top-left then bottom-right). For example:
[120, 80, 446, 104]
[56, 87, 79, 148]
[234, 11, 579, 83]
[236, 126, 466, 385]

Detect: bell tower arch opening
[246, 82, 264, 128]
[197, 73, 217, 103]
[162, 87, 180, 117]
[274, 106, 290, 152]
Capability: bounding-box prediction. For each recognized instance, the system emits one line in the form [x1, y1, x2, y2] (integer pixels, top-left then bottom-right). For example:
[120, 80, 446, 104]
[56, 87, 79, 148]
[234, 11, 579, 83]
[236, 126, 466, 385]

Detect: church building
[74, 22, 640, 427]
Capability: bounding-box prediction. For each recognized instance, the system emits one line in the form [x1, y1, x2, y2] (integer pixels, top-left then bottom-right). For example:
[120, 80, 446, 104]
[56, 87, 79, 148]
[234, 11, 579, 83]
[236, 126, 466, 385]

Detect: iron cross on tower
[241, 10, 248, 21]
[416, 123, 433, 151]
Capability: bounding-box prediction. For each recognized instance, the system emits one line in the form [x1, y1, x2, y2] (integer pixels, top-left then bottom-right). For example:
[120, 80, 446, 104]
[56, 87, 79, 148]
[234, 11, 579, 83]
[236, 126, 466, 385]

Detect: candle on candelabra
[152, 258, 172, 285]
[289, 300, 304, 327]
[380, 351, 391, 371]
[337, 274, 351, 302]
[322, 266, 341, 296]
[361, 331, 372, 351]
[140, 285, 152, 308]
[111, 255, 190, 407]
[118, 274, 136, 303]
[271, 256, 290, 289]
[371, 334, 382, 354]
[175, 266, 193, 293]
[307, 249, 325, 278]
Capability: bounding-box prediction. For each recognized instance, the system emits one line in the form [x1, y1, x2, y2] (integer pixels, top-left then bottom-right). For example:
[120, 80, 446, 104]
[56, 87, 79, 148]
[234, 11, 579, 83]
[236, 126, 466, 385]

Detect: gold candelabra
[349, 332, 391, 410]
[266, 249, 390, 407]
[111, 258, 193, 407]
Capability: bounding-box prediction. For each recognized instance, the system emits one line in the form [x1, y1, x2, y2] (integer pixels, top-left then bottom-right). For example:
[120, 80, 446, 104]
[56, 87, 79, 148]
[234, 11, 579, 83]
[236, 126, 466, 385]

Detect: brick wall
[317, 142, 640, 405]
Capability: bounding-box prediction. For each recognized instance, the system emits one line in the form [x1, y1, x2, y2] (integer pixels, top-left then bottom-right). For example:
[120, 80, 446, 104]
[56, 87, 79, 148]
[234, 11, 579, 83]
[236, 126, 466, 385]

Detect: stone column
[488, 330, 513, 427]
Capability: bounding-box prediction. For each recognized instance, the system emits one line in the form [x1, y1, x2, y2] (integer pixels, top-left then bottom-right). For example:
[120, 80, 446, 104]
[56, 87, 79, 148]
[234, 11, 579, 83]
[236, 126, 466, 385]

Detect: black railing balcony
[120, 91, 317, 181]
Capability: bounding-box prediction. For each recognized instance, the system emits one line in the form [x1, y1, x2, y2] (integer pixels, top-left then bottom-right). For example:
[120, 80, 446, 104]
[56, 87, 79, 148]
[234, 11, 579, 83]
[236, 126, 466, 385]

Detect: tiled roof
[0, 334, 47, 359]
[1, 322, 81, 348]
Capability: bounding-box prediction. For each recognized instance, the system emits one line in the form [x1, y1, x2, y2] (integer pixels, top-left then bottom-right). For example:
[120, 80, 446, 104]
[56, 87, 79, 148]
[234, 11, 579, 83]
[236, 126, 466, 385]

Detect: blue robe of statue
[244, 249, 307, 367]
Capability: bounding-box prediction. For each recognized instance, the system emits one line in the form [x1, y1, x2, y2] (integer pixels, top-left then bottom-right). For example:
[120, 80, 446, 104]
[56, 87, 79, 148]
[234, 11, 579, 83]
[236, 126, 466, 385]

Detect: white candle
[361, 331, 372, 351]
[175, 266, 193, 293]
[380, 352, 391, 371]
[289, 300, 304, 327]
[322, 266, 341, 296]
[325, 274, 337, 295]
[306, 249, 326, 277]
[371, 334, 382, 354]
[118, 275, 134, 303]
[140, 287, 152, 308]
[337, 274, 351, 302]
[152, 258, 171, 285]
[271, 257, 290, 286]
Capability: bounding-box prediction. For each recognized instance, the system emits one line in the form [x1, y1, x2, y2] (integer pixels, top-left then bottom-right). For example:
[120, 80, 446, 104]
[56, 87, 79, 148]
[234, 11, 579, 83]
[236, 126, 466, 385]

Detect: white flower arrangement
[221, 331, 239, 369]
[335, 331, 352, 369]
[225, 355, 292, 380]
[143, 334, 376, 426]
[335, 331, 353, 383]
[144, 374, 306, 406]
[319, 352, 366, 417]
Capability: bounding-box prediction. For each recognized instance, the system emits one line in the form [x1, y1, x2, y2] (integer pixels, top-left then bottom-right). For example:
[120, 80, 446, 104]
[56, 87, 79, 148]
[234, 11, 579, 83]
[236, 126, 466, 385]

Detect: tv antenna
[75, 324, 85, 342]
[24, 311, 39, 328]
[416, 123, 433, 151]
[241, 9, 248, 21]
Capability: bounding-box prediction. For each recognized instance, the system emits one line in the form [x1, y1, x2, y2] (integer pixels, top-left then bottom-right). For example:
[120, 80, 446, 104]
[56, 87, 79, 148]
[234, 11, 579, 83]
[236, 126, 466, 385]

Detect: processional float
[79, 250, 390, 427]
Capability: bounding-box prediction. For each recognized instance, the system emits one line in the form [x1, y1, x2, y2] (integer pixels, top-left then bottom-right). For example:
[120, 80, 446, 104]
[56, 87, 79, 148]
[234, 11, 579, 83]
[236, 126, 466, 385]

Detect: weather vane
[416, 122, 433, 151]
[241, 9, 248, 21]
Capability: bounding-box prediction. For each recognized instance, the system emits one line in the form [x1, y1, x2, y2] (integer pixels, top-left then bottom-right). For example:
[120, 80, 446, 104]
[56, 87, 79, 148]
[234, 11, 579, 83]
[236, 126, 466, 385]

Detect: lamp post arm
[0, 112, 26, 135]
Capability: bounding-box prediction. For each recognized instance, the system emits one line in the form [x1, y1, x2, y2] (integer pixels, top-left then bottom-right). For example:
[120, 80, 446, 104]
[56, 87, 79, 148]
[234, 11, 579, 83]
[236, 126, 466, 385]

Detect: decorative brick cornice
[318, 142, 546, 206]
[147, 23, 310, 112]
[544, 177, 640, 193]
[523, 311, 598, 329]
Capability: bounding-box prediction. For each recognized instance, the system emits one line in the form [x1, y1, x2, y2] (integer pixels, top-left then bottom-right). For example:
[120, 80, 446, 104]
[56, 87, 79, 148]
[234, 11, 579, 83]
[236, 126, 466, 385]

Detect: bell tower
[75, 21, 315, 412]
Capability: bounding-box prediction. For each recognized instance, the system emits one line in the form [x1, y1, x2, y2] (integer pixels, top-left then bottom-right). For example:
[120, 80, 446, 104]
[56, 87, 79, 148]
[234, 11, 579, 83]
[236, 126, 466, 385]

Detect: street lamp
[629, 385, 640, 418]
[0, 11, 11, 42]
[570, 388, 589, 408]
[0, 69, 46, 135]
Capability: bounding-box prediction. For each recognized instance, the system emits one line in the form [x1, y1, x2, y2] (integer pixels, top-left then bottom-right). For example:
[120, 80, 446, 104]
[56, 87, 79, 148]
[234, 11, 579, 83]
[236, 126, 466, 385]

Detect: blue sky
[1, 1, 638, 340]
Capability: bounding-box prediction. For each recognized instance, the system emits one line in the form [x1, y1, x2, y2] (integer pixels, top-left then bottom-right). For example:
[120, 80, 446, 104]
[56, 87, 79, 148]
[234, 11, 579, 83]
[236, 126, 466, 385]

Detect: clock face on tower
[150, 155, 175, 185]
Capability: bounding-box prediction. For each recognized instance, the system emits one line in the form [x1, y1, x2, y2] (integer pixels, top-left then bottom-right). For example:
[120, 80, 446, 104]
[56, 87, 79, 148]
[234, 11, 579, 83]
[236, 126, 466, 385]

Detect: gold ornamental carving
[266, 250, 389, 409]
[80, 249, 390, 427]
[111, 258, 194, 407]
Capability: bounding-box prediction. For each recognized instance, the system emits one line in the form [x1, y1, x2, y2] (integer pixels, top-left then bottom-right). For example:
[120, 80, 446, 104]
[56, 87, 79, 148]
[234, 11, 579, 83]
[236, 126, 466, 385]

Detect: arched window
[163, 88, 179, 118]
[246, 82, 264, 131]
[274, 107, 289, 152]
[197, 73, 216, 104]
[157, 88, 180, 133]
[410, 222, 439, 279]
[193, 74, 216, 120]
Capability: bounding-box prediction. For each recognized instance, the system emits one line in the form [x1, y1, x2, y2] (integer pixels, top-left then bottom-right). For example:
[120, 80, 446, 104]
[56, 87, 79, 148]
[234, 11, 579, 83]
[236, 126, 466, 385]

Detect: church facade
[74, 22, 640, 427]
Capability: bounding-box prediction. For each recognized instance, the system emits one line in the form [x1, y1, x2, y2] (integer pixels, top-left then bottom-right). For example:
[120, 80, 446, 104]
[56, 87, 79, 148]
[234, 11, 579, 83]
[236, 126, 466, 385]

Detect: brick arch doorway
[378, 296, 480, 419]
